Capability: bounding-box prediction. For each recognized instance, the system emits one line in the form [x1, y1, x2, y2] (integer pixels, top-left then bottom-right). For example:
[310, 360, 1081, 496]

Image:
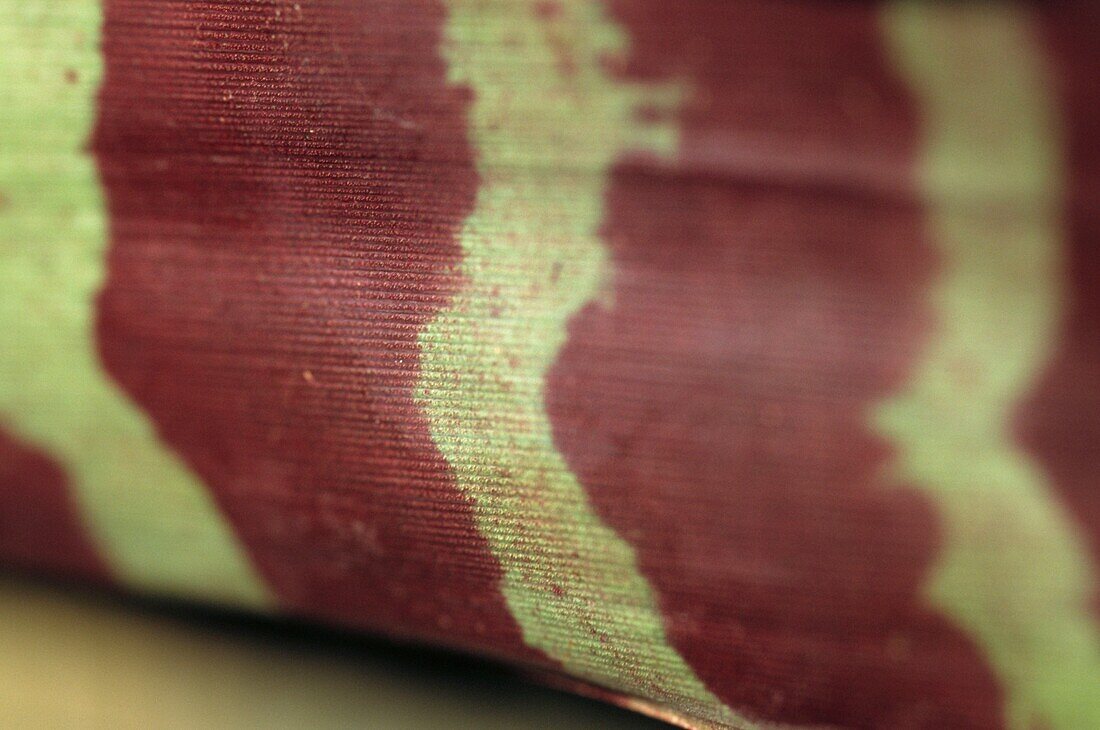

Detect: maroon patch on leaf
[0, 428, 109, 581]
[547, 2, 1003, 726]
[1021, 6, 1100, 613]
[92, 0, 540, 663]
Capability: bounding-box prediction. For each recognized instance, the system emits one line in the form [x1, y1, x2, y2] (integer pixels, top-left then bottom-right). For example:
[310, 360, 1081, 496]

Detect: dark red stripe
[0, 428, 109, 581]
[92, 0, 541, 663]
[1021, 5, 1100, 612]
[547, 2, 1003, 726]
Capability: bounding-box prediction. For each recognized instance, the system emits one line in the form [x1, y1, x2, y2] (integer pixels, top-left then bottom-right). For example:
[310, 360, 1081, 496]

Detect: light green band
[420, 1, 747, 725]
[878, 4, 1100, 727]
[0, 0, 270, 608]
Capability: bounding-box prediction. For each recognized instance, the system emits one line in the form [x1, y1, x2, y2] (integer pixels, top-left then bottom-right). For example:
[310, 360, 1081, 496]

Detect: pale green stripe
[0, 1, 270, 607]
[878, 4, 1100, 727]
[419, 2, 748, 726]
